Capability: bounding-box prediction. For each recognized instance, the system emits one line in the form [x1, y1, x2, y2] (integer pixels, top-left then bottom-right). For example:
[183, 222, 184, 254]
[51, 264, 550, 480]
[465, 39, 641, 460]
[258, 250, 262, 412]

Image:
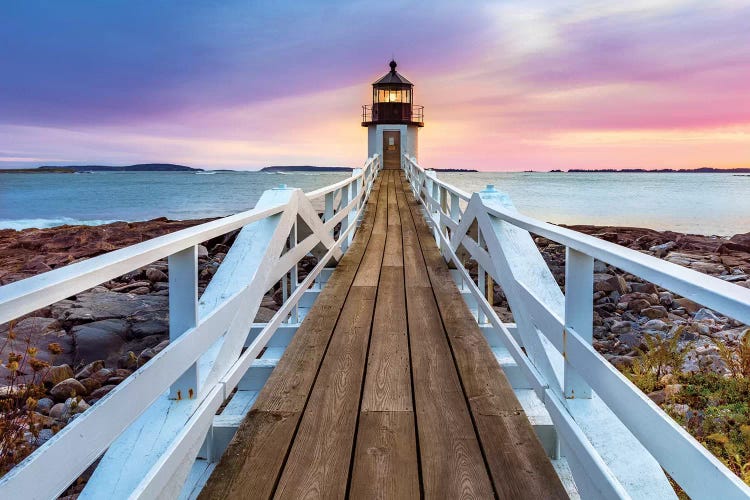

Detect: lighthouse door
[382, 131, 401, 170]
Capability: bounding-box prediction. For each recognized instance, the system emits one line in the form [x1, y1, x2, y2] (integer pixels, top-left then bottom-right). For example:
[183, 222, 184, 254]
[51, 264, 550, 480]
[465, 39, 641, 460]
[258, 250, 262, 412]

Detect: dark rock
[43, 364, 74, 386]
[80, 377, 102, 394]
[673, 298, 701, 314]
[145, 268, 168, 283]
[49, 402, 70, 420]
[36, 397, 54, 414]
[648, 390, 666, 405]
[89, 385, 117, 399]
[50, 378, 87, 401]
[628, 299, 652, 313]
[694, 308, 721, 322]
[51, 290, 168, 323]
[111, 281, 151, 293]
[72, 320, 128, 365]
[129, 318, 168, 338]
[75, 360, 105, 379]
[90, 368, 113, 384]
[649, 241, 676, 258]
[631, 283, 658, 294]
[642, 306, 668, 319]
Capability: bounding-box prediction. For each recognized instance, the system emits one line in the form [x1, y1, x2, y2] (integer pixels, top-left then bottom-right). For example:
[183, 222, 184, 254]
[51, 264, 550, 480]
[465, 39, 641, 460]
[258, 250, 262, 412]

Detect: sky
[0, 0, 748, 171]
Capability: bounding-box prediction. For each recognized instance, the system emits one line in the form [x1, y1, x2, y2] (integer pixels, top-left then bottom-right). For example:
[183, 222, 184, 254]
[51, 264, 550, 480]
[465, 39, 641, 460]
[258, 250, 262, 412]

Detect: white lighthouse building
[362, 60, 424, 170]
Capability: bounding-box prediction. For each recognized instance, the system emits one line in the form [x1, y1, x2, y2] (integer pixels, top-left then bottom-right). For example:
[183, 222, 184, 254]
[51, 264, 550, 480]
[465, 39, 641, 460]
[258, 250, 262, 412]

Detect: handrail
[402, 154, 750, 499]
[0, 154, 382, 498]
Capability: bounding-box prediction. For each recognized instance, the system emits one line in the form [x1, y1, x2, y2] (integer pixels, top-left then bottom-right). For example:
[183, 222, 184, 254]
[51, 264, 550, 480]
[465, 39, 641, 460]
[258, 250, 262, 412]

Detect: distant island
[261, 166, 353, 173]
[0, 163, 201, 173]
[434, 168, 478, 172]
[567, 167, 750, 173]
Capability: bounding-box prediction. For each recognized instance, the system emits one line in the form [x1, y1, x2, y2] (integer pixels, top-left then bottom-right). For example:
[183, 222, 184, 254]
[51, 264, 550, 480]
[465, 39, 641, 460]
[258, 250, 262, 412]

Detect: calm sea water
[1, 171, 748, 236]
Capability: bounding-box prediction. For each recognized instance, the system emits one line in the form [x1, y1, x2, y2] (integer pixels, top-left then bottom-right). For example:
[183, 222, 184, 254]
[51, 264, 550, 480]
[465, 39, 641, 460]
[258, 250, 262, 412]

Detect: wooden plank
[401, 172, 568, 499]
[395, 177, 430, 288]
[199, 175, 384, 500]
[406, 286, 495, 498]
[349, 412, 420, 499]
[360, 266, 411, 412]
[387, 170, 400, 227]
[274, 175, 388, 498]
[274, 285, 378, 499]
[382, 173, 403, 268]
[350, 173, 418, 498]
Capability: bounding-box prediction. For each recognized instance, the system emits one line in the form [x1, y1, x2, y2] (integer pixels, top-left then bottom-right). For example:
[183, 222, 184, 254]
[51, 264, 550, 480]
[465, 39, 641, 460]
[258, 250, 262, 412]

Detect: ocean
[1, 171, 748, 236]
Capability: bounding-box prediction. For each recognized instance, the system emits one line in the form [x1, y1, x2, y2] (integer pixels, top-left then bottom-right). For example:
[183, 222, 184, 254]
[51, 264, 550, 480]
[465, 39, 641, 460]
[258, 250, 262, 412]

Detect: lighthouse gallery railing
[0, 155, 381, 498]
[403, 155, 750, 499]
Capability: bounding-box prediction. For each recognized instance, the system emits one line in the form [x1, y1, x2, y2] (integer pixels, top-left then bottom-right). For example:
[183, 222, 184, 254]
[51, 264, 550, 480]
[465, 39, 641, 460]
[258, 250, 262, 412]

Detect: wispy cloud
[0, 0, 747, 170]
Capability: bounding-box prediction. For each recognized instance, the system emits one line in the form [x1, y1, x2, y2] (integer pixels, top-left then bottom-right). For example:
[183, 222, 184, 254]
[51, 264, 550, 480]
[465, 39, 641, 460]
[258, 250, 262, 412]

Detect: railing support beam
[169, 245, 199, 400]
[564, 248, 593, 399]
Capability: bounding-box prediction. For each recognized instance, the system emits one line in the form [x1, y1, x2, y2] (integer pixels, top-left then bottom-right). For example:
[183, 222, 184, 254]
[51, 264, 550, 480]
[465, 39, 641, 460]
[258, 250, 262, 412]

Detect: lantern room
[362, 60, 424, 127]
[363, 60, 423, 170]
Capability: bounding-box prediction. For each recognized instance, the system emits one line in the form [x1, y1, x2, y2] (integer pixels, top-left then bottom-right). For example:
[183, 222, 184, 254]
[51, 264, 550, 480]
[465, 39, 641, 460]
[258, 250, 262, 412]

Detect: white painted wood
[169, 245, 199, 400]
[0, 203, 286, 325]
[564, 248, 593, 399]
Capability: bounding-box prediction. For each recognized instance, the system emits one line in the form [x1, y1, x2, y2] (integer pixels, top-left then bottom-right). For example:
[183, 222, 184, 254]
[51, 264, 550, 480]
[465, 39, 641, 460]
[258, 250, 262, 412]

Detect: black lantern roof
[373, 60, 413, 86]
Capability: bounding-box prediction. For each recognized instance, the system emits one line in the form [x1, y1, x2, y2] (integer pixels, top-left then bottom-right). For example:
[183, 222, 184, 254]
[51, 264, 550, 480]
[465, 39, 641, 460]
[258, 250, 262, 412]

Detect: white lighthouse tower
[362, 60, 424, 170]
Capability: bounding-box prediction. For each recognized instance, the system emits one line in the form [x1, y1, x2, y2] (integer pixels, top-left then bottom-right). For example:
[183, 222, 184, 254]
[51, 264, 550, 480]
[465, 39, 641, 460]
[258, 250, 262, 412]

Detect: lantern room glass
[374, 88, 411, 103]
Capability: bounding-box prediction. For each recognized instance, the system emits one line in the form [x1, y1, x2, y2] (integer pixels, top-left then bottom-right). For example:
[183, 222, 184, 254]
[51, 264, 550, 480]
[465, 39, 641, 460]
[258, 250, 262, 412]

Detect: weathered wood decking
[200, 170, 566, 499]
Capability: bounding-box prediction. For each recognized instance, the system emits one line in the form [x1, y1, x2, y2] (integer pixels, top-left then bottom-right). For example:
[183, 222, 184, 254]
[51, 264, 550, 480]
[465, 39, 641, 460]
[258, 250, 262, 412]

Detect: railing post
[339, 181, 351, 252]
[324, 191, 334, 237]
[289, 219, 299, 323]
[352, 168, 362, 215]
[564, 247, 594, 399]
[168, 245, 199, 400]
[477, 227, 486, 324]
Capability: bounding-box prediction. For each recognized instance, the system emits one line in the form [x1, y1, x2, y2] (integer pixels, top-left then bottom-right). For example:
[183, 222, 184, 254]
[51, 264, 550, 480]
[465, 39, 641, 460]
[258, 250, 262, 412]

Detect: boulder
[75, 360, 105, 379]
[49, 402, 70, 421]
[643, 319, 669, 332]
[689, 261, 725, 275]
[72, 320, 129, 365]
[50, 378, 87, 401]
[650, 241, 676, 258]
[43, 364, 74, 386]
[593, 274, 627, 294]
[641, 306, 668, 319]
[89, 368, 113, 384]
[36, 397, 55, 414]
[79, 377, 102, 394]
[51, 290, 168, 323]
[145, 268, 168, 283]
[631, 283, 658, 294]
[694, 308, 721, 322]
[89, 384, 117, 399]
[111, 281, 152, 293]
[673, 298, 701, 314]
[130, 318, 168, 338]
[628, 298, 652, 313]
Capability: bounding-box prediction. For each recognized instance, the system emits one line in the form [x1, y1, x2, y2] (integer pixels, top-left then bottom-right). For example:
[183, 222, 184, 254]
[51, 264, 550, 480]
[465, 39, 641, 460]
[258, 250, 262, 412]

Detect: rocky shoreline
[489, 224, 750, 379]
[0, 218, 749, 484]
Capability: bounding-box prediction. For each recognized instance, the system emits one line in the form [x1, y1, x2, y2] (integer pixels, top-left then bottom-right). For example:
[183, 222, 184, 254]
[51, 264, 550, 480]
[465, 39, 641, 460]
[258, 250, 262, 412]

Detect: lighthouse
[362, 60, 424, 170]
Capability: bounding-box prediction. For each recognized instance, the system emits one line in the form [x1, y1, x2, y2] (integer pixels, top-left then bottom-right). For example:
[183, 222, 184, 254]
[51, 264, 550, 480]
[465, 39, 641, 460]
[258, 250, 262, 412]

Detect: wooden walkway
[200, 170, 566, 499]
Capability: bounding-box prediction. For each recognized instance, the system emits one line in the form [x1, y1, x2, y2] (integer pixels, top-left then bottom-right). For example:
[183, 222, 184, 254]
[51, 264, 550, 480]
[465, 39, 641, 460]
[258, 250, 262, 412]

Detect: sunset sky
[1, 1, 748, 171]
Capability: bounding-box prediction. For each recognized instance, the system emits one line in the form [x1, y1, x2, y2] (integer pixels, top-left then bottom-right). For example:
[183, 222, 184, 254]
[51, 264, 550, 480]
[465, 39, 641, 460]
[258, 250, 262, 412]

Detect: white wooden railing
[403, 155, 750, 499]
[0, 155, 381, 499]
